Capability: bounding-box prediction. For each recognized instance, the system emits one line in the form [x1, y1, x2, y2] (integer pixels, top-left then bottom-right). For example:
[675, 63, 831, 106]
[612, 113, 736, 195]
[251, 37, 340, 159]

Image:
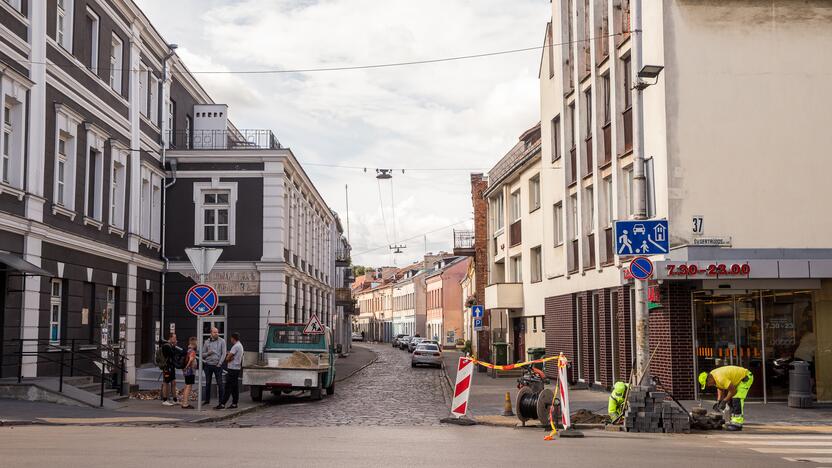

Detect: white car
[411, 343, 442, 368]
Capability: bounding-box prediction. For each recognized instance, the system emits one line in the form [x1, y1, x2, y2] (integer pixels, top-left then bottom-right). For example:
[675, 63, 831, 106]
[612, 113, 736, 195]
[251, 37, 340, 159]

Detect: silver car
[411, 343, 442, 368]
[408, 337, 425, 353]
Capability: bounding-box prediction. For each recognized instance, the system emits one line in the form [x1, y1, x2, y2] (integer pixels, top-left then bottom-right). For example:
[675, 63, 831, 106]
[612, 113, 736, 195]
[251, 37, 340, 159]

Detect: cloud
[137, 0, 547, 266]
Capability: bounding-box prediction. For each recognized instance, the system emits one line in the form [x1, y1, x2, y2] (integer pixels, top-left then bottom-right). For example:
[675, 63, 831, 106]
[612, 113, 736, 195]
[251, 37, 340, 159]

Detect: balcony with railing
[453, 229, 475, 257]
[602, 122, 612, 165]
[167, 129, 282, 151]
[509, 221, 522, 247]
[336, 241, 351, 265]
[622, 108, 633, 154]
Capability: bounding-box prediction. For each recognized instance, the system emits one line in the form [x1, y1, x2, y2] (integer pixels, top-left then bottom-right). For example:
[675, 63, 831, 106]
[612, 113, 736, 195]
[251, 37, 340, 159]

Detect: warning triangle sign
[302, 314, 325, 335]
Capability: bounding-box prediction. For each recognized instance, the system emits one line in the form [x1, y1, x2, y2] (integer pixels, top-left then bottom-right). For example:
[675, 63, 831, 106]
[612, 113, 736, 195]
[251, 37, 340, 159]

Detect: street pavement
[221, 343, 450, 426]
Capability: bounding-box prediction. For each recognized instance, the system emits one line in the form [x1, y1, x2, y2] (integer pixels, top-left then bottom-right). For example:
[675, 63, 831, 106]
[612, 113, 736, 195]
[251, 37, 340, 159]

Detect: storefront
[656, 248, 832, 403]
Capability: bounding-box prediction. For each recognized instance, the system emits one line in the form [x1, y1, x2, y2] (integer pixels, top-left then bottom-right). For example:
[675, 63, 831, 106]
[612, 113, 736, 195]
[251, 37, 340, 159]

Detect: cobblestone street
[222, 344, 451, 427]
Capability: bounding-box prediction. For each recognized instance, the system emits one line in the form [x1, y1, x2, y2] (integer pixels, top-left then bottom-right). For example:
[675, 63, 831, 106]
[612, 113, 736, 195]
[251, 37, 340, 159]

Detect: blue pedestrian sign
[629, 256, 654, 280]
[185, 283, 219, 316]
[614, 220, 669, 257]
[471, 305, 484, 319]
[473, 318, 483, 331]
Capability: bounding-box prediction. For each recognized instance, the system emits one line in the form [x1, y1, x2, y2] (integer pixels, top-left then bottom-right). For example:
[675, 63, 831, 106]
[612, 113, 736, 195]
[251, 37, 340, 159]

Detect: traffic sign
[614, 220, 669, 257]
[471, 305, 484, 319]
[302, 314, 325, 334]
[473, 318, 483, 331]
[629, 256, 654, 280]
[185, 283, 219, 316]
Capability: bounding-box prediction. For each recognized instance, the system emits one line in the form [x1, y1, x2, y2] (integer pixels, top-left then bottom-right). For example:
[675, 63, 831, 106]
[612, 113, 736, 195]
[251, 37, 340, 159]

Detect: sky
[136, 0, 549, 267]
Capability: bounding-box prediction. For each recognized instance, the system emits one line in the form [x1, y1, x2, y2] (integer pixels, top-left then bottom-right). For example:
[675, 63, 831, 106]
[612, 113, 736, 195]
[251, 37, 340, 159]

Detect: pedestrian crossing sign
[302, 314, 325, 334]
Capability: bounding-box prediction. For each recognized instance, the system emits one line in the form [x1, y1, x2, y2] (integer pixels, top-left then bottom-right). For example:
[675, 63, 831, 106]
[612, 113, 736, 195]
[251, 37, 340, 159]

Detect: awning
[0, 250, 52, 276]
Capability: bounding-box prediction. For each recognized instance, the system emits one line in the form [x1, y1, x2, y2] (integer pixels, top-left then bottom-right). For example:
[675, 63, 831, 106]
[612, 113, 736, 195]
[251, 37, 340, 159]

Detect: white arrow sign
[185, 247, 223, 280]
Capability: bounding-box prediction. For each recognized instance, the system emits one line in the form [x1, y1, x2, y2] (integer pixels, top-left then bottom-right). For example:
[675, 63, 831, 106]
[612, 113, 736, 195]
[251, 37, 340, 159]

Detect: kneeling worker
[608, 381, 629, 422]
[699, 365, 753, 431]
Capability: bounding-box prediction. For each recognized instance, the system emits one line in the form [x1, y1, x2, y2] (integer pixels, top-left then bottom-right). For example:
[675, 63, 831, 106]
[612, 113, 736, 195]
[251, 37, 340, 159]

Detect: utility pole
[631, 0, 651, 384]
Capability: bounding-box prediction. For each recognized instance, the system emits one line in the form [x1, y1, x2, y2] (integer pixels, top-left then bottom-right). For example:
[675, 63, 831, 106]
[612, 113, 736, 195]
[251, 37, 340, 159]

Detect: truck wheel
[311, 385, 323, 400]
[250, 386, 264, 402]
[326, 381, 335, 395]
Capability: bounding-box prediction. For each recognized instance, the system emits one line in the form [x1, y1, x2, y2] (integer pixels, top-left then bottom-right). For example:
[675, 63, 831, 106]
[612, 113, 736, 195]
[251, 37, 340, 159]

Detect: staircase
[64, 376, 129, 403]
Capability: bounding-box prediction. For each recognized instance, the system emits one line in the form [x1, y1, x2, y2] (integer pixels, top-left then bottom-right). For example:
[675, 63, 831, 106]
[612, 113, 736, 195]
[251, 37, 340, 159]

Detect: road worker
[699, 365, 753, 431]
[608, 381, 629, 422]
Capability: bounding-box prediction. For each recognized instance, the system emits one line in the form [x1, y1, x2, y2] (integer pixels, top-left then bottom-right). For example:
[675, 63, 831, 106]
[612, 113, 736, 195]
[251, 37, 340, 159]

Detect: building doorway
[139, 292, 153, 364]
[201, 304, 227, 344]
[512, 316, 525, 362]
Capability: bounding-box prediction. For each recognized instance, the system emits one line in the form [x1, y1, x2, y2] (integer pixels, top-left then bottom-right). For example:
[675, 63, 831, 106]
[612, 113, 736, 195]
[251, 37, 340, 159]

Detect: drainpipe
[159, 44, 177, 336]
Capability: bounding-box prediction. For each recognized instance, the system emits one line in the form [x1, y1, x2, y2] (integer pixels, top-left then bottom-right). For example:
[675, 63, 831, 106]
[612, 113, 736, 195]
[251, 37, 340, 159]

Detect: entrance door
[762, 291, 814, 400]
[694, 292, 764, 399]
[140, 292, 153, 364]
[512, 316, 525, 363]
[201, 303, 227, 344]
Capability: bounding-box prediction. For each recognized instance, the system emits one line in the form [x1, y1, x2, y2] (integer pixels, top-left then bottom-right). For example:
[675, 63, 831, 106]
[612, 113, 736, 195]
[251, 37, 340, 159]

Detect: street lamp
[376, 169, 392, 180]
[634, 64, 664, 90]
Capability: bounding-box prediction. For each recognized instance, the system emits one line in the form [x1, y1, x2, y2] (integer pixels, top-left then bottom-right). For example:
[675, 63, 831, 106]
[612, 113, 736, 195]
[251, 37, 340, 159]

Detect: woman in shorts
[181, 337, 197, 409]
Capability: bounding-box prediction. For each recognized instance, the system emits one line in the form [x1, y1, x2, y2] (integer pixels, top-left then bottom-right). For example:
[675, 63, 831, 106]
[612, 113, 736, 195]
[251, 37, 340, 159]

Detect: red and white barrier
[557, 353, 571, 429]
[451, 357, 474, 418]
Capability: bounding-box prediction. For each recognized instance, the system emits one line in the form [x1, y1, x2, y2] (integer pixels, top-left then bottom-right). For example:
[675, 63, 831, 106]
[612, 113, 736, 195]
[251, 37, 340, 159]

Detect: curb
[191, 403, 268, 424]
[335, 347, 379, 383]
[0, 419, 44, 427]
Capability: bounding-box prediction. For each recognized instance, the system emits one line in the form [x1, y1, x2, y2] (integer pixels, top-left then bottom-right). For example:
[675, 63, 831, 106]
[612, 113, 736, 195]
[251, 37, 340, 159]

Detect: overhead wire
[350, 219, 471, 257]
[19, 32, 625, 75]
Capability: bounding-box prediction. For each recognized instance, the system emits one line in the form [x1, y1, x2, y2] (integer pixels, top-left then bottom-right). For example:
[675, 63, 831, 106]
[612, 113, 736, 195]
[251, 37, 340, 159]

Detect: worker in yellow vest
[608, 381, 629, 421]
[699, 365, 754, 431]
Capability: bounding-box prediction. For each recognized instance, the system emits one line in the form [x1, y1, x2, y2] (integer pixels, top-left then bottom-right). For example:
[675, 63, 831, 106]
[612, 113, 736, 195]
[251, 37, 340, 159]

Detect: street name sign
[614, 220, 669, 256]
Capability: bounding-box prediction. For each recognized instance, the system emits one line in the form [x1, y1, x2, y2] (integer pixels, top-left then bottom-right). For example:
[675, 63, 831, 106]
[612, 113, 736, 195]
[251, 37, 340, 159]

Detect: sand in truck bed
[276, 351, 320, 369]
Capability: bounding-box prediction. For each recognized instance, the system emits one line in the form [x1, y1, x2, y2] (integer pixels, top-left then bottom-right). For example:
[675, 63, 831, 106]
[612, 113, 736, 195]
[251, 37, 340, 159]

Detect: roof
[484, 123, 542, 197]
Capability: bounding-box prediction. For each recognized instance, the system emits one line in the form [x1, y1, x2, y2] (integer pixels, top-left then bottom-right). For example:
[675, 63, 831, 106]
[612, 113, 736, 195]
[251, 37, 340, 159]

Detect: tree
[352, 265, 369, 276]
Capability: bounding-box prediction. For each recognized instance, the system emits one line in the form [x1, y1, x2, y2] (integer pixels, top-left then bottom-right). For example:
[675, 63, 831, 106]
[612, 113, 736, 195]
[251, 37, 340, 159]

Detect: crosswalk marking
[721, 433, 832, 466]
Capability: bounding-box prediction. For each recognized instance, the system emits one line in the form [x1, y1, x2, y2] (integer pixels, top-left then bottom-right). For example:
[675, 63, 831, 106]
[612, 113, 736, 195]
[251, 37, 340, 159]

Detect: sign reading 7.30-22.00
[614, 220, 669, 257]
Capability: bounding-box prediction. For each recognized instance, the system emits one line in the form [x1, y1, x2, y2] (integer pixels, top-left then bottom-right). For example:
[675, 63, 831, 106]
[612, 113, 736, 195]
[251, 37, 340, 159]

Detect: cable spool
[516, 387, 557, 426]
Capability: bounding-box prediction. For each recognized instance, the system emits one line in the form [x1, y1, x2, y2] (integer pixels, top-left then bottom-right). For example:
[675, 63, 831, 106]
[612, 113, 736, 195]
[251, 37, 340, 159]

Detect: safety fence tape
[463, 355, 561, 371]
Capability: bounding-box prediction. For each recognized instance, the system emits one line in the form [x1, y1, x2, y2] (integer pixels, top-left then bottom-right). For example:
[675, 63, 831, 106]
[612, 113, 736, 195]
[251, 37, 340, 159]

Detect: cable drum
[516, 387, 558, 426]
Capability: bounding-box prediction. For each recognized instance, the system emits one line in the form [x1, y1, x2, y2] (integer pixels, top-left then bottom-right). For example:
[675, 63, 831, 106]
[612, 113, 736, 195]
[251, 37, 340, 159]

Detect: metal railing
[167, 129, 282, 151]
[453, 229, 475, 250]
[11, 338, 128, 407]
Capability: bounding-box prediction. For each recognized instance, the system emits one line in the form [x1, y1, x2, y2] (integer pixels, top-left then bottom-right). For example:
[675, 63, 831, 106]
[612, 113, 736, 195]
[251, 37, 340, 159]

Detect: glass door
[762, 291, 814, 400]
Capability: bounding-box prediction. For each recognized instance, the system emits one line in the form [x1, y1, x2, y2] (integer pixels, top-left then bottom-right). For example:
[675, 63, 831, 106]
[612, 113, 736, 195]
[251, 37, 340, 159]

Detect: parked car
[392, 334, 407, 347]
[351, 332, 363, 342]
[411, 343, 442, 368]
[398, 336, 412, 350]
[408, 337, 425, 353]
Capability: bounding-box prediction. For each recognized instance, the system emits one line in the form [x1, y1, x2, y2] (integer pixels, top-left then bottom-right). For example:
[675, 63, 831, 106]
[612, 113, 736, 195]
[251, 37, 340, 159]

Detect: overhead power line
[351, 219, 470, 257]
[21, 32, 624, 75]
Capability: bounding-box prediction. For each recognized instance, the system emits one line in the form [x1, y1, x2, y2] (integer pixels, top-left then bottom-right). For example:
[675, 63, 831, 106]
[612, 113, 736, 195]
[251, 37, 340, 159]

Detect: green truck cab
[242, 323, 336, 401]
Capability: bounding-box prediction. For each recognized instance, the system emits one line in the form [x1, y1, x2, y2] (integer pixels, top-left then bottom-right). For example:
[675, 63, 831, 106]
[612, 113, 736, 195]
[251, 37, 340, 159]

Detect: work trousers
[221, 369, 240, 405]
[203, 364, 225, 404]
[730, 372, 754, 426]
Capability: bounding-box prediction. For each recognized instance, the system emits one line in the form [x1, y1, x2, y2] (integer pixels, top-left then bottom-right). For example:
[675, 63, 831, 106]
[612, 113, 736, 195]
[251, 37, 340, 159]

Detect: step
[63, 376, 94, 387]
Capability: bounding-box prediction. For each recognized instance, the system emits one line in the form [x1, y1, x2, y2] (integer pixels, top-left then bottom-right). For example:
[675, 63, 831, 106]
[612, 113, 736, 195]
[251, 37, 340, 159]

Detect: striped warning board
[451, 357, 474, 418]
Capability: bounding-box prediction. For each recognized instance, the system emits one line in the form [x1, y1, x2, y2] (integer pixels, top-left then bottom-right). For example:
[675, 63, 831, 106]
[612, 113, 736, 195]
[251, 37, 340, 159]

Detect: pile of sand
[279, 351, 319, 368]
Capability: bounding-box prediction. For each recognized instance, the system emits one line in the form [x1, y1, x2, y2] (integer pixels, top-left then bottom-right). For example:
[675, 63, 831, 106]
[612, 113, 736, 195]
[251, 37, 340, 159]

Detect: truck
[243, 323, 336, 402]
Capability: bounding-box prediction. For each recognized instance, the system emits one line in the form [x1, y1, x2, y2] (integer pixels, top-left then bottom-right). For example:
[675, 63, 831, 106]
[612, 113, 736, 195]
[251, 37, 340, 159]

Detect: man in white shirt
[217, 333, 244, 409]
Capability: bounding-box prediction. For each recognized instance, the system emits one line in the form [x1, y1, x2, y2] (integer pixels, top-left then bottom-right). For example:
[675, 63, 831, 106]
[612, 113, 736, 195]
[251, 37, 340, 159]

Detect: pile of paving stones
[624, 386, 690, 433]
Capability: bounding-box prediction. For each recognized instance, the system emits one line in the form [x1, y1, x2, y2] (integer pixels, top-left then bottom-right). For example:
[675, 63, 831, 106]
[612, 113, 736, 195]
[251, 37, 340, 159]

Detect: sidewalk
[441, 350, 832, 430]
[0, 344, 377, 426]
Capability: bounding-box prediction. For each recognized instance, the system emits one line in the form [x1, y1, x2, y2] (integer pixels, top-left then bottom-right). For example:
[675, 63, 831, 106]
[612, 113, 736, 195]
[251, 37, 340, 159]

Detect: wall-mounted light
[635, 65, 664, 90]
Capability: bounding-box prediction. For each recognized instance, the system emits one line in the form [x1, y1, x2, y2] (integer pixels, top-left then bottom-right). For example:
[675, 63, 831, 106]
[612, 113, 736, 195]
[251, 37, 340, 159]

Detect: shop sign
[647, 285, 662, 310]
[693, 236, 732, 247]
[185, 270, 260, 296]
[664, 262, 751, 278]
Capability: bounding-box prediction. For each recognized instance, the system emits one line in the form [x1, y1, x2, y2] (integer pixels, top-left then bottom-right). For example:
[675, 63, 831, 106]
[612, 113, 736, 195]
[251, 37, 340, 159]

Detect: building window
[56, 0, 74, 51]
[510, 255, 522, 283]
[194, 182, 238, 245]
[604, 177, 614, 227]
[624, 167, 634, 218]
[623, 56, 632, 109]
[602, 74, 611, 124]
[553, 202, 563, 246]
[109, 34, 123, 94]
[149, 74, 159, 124]
[585, 88, 592, 134]
[54, 106, 80, 210]
[530, 246, 542, 283]
[529, 175, 541, 212]
[551, 116, 560, 162]
[3, 0, 21, 12]
[586, 187, 595, 234]
[491, 192, 504, 232]
[139, 63, 149, 117]
[1, 105, 10, 184]
[50, 280, 63, 345]
[151, 181, 161, 242]
[140, 173, 150, 238]
[547, 23, 555, 78]
[104, 287, 116, 345]
[510, 189, 521, 222]
[570, 194, 578, 240]
[110, 156, 126, 229]
[85, 147, 103, 220]
[56, 139, 67, 205]
[645, 157, 656, 218]
[86, 8, 100, 72]
[166, 99, 175, 148]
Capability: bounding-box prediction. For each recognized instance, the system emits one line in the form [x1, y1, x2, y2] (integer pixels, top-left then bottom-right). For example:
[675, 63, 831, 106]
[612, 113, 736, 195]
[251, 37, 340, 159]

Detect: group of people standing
[157, 327, 244, 410]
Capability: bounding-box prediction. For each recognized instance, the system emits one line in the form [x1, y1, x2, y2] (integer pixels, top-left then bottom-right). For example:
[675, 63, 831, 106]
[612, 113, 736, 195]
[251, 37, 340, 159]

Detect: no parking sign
[185, 283, 219, 316]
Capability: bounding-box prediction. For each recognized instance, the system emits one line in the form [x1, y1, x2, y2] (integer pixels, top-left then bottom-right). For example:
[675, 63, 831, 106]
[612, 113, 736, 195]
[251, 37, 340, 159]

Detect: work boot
[725, 423, 743, 431]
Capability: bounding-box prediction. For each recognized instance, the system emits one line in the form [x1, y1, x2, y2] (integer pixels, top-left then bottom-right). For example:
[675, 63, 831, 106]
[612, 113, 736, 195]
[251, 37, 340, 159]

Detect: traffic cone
[503, 391, 515, 417]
